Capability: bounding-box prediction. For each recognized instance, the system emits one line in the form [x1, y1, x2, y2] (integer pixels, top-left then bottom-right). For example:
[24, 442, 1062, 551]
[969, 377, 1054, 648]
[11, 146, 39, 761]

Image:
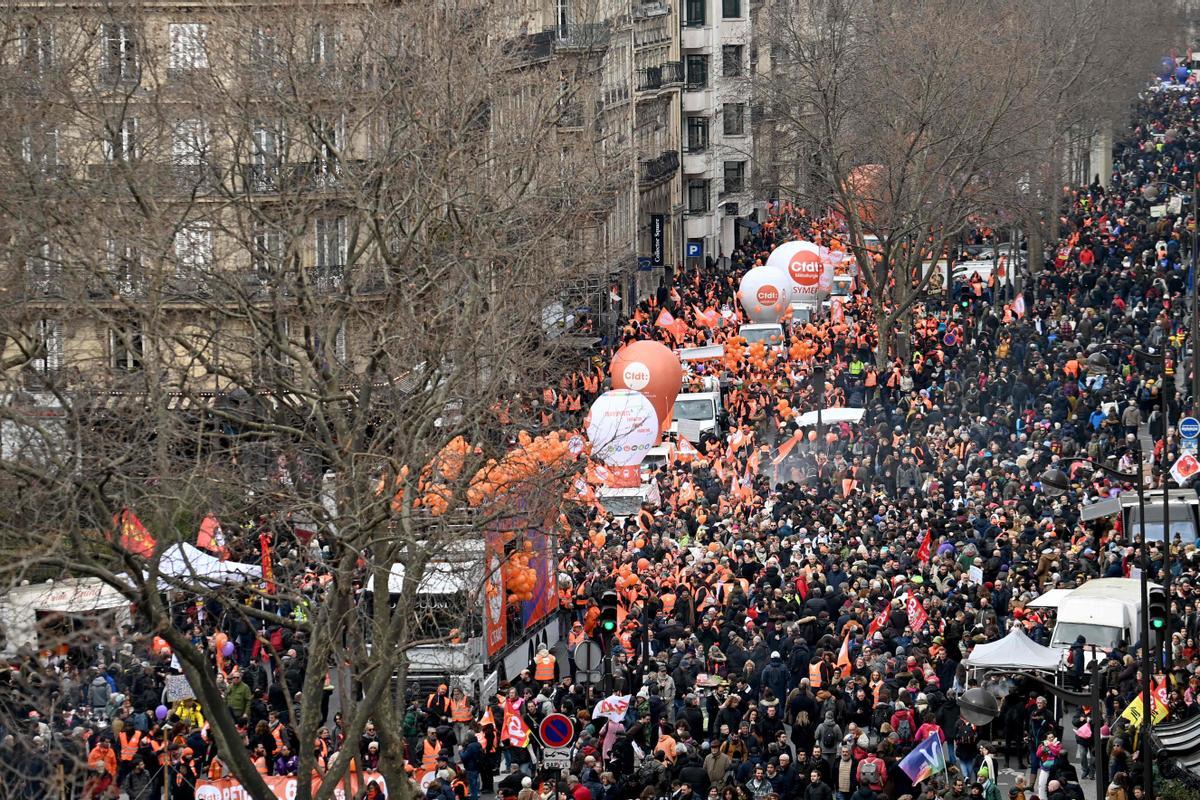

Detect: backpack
[896, 714, 914, 742]
[957, 721, 977, 747]
[859, 758, 881, 785]
[821, 724, 839, 749]
[872, 703, 894, 733]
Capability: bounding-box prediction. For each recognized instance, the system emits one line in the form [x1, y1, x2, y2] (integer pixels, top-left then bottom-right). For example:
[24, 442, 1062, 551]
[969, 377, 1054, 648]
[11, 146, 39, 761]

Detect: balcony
[634, 0, 671, 18]
[510, 30, 555, 64]
[639, 150, 679, 188]
[636, 61, 683, 92]
[552, 23, 612, 51]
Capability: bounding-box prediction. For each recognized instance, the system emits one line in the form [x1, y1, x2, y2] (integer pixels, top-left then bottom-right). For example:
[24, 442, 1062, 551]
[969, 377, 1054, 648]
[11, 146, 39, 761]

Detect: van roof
[676, 391, 720, 401]
[1064, 577, 1162, 599]
[739, 322, 783, 330]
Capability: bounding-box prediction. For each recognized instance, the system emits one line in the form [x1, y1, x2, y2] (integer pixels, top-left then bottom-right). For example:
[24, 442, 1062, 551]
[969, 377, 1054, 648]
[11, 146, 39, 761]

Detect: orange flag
[837, 631, 853, 678]
[113, 509, 157, 558]
[197, 515, 230, 560]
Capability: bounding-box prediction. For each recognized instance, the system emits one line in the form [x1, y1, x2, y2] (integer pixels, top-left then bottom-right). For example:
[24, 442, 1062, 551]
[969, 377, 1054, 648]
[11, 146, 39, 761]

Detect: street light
[961, 667, 1105, 800]
[1039, 462, 1155, 800]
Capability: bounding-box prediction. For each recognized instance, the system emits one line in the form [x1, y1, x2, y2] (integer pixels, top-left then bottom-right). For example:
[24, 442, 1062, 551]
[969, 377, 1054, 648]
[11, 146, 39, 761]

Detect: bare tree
[0, 1, 611, 798]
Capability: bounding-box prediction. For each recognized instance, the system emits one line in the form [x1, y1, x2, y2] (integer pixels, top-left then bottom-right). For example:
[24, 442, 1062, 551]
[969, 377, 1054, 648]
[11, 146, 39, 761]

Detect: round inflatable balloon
[767, 241, 833, 307]
[610, 341, 683, 437]
[585, 389, 658, 467]
[221, 641, 235, 657]
[737, 265, 790, 322]
[156, 705, 169, 720]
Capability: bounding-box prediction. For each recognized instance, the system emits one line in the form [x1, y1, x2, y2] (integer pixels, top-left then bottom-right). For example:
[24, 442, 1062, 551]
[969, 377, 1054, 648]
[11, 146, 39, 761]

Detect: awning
[365, 560, 482, 595]
[1027, 588, 1074, 609]
[964, 626, 1061, 673]
[679, 345, 724, 361]
[794, 407, 866, 427]
[736, 218, 763, 234]
[155, 543, 262, 586]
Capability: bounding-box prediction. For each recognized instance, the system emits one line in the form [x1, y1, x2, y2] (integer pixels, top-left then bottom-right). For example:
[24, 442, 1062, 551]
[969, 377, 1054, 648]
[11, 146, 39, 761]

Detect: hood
[91, 676, 109, 687]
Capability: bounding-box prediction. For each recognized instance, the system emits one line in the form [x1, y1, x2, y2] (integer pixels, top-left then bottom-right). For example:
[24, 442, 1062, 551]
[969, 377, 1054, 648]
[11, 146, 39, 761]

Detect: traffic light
[599, 590, 618, 635]
[1148, 586, 1168, 633]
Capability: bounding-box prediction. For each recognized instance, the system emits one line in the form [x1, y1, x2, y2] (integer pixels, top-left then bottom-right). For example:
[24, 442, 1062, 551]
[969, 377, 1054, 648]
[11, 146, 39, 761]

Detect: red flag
[867, 604, 891, 639]
[916, 528, 933, 564]
[259, 533, 276, 593]
[906, 593, 929, 632]
[502, 699, 531, 746]
[197, 515, 230, 560]
[836, 631, 853, 677]
[113, 509, 157, 558]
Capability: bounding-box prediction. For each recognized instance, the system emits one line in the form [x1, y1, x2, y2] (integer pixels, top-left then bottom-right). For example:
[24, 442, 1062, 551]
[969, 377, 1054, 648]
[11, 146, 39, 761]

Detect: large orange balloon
[610, 340, 683, 437]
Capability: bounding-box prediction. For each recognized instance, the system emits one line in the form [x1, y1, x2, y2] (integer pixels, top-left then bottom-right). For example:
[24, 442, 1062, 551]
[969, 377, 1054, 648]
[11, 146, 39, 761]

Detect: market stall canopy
[1027, 588, 1074, 610]
[155, 542, 261, 585]
[2, 577, 128, 615]
[964, 626, 1061, 673]
[794, 407, 865, 427]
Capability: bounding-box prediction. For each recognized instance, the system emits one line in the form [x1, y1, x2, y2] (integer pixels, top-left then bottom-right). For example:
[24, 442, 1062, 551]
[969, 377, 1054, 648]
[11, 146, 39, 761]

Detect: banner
[483, 529, 508, 658]
[164, 675, 195, 702]
[906, 593, 929, 632]
[114, 509, 157, 558]
[899, 735, 946, 784]
[592, 693, 631, 720]
[520, 529, 559, 628]
[197, 771, 386, 800]
[1120, 690, 1168, 728]
[259, 533, 275, 593]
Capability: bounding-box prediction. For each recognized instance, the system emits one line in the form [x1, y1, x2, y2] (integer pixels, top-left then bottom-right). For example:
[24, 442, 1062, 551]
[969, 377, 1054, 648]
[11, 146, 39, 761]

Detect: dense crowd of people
[5, 61, 1200, 800]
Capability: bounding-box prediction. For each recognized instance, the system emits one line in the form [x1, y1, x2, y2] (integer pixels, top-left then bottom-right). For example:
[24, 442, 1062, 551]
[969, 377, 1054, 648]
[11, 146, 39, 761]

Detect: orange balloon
[807, 430, 818, 442]
[610, 340, 683, 437]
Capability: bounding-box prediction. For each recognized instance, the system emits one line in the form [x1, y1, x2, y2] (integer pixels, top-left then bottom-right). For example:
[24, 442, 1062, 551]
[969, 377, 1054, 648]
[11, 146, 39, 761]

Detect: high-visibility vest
[270, 722, 285, 750]
[451, 697, 473, 723]
[119, 731, 142, 761]
[809, 663, 823, 688]
[420, 739, 440, 775]
[534, 653, 556, 681]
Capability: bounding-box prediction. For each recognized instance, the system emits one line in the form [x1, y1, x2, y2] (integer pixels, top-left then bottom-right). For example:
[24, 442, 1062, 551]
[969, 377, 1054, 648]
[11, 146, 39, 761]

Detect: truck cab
[669, 391, 724, 442]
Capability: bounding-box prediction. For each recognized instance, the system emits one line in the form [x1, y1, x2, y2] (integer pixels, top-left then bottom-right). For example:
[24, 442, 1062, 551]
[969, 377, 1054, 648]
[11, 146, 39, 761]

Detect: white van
[669, 391, 723, 440]
[1035, 578, 1161, 664]
[738, 322, 786, 348]
[597, 484, 660, 521]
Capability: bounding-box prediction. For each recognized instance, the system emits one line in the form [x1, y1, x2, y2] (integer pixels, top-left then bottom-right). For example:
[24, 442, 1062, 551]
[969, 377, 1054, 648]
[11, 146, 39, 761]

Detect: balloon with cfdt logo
[767, 241, 830, 307]
[737, 265, 790, 322]
[610, 340, 682, 438]
[585, 389, 657, 468]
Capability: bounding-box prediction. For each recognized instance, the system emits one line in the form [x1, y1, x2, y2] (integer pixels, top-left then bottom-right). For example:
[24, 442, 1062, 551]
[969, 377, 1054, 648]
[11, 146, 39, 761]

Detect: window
[686, 116, 709, 152]
[249, 125, 282, 190]
[556, 0, 570, 37]
[172, 119, 210, 166]
[104, 117, 138, 162]
[722, 0, 741, 17]
[22, 127, 58, 170]
[685, 54, 708, 89]
[27, 240, 58, 293]
[101, 23, 137, 82]
[110, 325, 143, 372]
[687, 179, 710, 213]
[106, 238, 142, 296]
[175, 222, 213, 279]
[684, 0, 705, 26]
[722, 45, 743, 77]
[724, 160, 746, 193]
[249, 25, 279, 71]
[31, 319, 64, 375]
[310, 22, 336, 66]
[315, 217, 346, 289]
[723, 103, 746, 136]
[168, 23, 208, 72]
[311, 117, 342, 175]
[21, 23, 54, 73]
[251, 226, 282, 280]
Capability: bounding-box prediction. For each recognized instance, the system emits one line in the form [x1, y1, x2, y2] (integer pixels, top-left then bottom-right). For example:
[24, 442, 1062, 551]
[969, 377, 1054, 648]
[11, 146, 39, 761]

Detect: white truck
[1032, 578, 1161, 665]
[669, 391, 723, 442]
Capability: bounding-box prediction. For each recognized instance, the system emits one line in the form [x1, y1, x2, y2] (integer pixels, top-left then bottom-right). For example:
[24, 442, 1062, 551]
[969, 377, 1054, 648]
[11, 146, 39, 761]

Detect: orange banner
[196, 771, 387, 800]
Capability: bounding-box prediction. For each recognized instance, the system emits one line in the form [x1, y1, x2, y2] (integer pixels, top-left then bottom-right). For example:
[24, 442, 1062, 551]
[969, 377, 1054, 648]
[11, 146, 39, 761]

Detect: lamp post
[812, 365, 825, 452]
[1041, 464, 1155, 799]
[961, 665, 1105, 800]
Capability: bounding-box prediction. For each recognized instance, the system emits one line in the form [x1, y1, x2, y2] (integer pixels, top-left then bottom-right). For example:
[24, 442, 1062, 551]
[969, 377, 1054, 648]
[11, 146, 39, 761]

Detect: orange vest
[270, 722, 285, 750]
[568, 629, 586, 649]
[451, 697, 473, 723]
[534, 653, 556, 681]
[119, 731, 142, 761]
[421, 738, 440, 775]
[809, 663, 823, 688]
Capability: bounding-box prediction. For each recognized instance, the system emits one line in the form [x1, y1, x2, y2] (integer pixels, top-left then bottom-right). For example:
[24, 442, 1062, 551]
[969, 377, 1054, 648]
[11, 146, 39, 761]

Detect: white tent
[964, 626, 1061, 673]
[156, 542, 261, 585]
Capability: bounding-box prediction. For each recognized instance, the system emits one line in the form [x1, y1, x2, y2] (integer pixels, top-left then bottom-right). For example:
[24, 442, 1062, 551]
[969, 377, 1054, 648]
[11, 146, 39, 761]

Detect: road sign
[1180, 416, 1200, 439]
[539, 713, 575, 748]
[573, 641, 603, 672]
[574, 669, 603, 684]
[542, 747, 572, 769]
[686, 240, 703, 258]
